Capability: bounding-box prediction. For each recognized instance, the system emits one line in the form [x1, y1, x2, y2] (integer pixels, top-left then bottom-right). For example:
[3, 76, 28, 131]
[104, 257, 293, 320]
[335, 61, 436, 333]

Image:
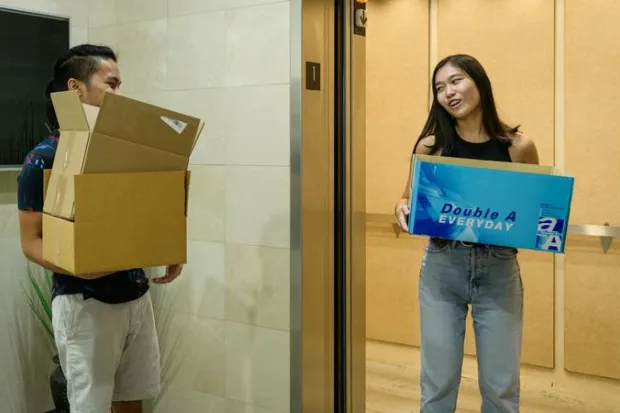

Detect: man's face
[69, 58, 122, 107]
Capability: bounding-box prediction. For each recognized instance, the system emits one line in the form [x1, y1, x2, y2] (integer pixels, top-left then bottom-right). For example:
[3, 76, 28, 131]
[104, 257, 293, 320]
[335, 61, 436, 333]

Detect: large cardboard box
[41, 91, 203, 275]
[42, 170, 190, 274]
[43, 90, 203, 220]
[407, 155, 575, 253]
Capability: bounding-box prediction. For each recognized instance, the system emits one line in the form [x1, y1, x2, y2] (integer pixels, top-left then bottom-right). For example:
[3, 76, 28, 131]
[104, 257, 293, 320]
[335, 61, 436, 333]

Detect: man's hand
[152, 264, 184, 284]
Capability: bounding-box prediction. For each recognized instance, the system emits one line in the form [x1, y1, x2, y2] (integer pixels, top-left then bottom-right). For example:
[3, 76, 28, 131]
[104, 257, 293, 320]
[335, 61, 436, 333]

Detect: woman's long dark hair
[413, 54, 519, 154]
[45, 44, 118, 131]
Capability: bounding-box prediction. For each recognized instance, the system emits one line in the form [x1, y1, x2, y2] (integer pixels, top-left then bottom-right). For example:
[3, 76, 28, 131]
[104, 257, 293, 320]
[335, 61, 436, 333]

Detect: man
[17, 44, 181, 413]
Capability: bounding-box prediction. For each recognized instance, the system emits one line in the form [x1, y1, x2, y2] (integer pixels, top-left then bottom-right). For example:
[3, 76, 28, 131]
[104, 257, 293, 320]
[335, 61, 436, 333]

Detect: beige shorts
[52, 292, 161, 413]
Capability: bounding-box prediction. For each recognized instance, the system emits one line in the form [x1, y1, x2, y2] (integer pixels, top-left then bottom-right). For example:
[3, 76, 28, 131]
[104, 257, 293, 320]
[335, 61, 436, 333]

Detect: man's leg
[112, 292, 161, 410]
[52, 294, 130, 413]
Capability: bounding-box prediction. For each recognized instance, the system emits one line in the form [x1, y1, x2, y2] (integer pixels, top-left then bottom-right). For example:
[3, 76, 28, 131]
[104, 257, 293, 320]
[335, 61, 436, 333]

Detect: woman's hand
[395, 198, 410, 232]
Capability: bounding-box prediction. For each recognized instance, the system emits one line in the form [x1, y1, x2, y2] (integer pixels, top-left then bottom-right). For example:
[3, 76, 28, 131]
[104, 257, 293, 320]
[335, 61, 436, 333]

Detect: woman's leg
[471, 247, 523, 413]
[419, 242, 470, 413]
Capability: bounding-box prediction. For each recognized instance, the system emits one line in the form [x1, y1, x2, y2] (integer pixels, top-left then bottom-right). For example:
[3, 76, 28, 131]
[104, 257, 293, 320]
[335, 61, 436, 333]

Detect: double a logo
[536, 217, 565, 251]
[537, 217, 565, 233]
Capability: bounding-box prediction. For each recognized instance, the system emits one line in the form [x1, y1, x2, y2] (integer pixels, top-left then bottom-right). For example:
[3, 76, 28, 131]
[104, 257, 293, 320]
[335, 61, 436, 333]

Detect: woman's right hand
[395, 198, 410, 232]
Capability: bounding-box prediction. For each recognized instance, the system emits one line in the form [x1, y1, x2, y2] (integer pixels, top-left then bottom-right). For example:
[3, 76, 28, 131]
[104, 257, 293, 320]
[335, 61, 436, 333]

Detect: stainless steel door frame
[346, 0, 366, 411]
[291, 1, 365, 412]
[291, 1, 336, 412]
[336, 0, 366, 411]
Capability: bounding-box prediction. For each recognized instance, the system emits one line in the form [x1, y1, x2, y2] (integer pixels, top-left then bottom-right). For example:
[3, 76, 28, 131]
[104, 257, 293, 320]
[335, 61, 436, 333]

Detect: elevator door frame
[335, 0, 366, 412]
[292, 1, 336, 412]
[292, 1, 365, 412]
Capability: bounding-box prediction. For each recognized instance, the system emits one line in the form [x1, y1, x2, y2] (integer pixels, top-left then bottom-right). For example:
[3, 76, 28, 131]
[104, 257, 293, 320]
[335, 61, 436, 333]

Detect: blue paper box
[407, 155, 575, 253]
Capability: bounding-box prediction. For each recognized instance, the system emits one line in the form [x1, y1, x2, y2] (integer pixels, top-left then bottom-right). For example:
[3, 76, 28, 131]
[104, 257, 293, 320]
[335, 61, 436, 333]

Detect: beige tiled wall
[0, 0, 291, 410]
[88, 1, 291, 412]
[0, 2, 89, 411]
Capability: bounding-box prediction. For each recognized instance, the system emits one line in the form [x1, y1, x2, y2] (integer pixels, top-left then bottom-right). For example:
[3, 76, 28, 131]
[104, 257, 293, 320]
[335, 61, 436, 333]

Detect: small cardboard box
[42, 169, 190, 275]
[407, 154, 575, 253]
[43, 90, 203, 220]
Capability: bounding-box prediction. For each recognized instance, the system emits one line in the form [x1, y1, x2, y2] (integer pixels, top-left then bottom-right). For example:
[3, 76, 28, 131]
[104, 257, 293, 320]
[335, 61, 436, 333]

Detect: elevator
[290, 0, 366, 412]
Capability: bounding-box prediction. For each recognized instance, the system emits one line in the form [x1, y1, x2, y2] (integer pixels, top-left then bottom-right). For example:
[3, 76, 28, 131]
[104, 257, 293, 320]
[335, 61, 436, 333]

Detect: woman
[17, 44, 182, 413]
[395, 54, 539, 413]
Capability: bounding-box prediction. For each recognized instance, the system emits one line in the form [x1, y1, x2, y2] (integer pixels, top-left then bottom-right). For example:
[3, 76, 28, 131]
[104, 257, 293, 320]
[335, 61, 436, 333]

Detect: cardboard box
[407, 155, 575, 253]
[43, 90, 203, 220]
[40, 90, 203, 274]
[42, 169, 190, 275]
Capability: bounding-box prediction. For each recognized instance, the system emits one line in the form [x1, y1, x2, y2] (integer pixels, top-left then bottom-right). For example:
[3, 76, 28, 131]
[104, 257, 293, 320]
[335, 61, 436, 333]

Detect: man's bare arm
[19, 210, 73, 274]
[19, 211, 111, 279]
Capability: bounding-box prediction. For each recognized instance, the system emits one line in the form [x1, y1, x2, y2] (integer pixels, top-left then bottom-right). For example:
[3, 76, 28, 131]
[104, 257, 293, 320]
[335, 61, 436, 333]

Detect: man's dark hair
[45, 44, 118, 130]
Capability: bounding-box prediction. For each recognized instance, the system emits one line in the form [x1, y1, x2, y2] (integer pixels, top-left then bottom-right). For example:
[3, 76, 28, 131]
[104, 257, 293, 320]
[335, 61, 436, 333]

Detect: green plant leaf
[29, 272, 52, 322]
[45, 269, 53, 290]
[26, 299, 54, 339]
[24, 263, 54, 342]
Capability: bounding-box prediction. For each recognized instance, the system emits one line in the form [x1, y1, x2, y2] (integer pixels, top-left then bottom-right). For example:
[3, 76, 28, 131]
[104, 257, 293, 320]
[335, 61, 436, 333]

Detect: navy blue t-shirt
[17, 132, 149, 304]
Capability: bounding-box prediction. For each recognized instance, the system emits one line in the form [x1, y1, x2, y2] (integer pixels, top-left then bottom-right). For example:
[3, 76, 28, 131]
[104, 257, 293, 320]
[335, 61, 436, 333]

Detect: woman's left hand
[152, 264, 184, 284]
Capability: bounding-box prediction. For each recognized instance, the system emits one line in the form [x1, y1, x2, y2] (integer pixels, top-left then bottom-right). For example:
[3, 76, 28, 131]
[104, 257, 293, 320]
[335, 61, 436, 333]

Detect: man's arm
[17, 159, 74, 275]
[17, 160, 110, 279]
[18, 210, 73, 275]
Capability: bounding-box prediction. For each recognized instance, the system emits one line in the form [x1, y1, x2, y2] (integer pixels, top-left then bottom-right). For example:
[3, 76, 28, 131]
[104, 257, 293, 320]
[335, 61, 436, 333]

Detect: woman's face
[434, 63, 480, 120]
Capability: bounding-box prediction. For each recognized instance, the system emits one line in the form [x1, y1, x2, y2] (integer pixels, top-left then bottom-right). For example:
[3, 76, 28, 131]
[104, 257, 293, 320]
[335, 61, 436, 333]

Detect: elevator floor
[366, 340, 619, 413]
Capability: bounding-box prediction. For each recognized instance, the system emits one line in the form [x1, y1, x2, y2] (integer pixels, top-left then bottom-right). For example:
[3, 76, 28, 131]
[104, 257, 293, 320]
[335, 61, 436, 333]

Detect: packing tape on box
[55, 242, 61, 267]
[52, 175, 68, 215]
[63, 145, 69, 169]
[59, 130, 76, 172]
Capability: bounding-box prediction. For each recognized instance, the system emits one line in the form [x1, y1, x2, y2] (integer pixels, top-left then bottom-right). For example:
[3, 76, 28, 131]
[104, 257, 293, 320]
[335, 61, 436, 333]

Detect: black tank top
[442, 135, 512, 163]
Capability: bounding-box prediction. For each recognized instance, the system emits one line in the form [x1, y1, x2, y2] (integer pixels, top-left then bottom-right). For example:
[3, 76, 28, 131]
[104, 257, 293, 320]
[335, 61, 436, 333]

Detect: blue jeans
[419, 239, 523, 413]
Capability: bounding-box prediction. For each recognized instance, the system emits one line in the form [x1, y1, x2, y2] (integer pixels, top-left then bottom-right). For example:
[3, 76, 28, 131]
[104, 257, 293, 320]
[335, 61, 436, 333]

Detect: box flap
[412, 154, 556, 175]
[185, 170, 191, 216]
[51, 91, 98, 131]
[191, 121, 206, 153]
[93, 92, 201, 158]
[43, 131, 91, 219]
[81, 133, 189, 174]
